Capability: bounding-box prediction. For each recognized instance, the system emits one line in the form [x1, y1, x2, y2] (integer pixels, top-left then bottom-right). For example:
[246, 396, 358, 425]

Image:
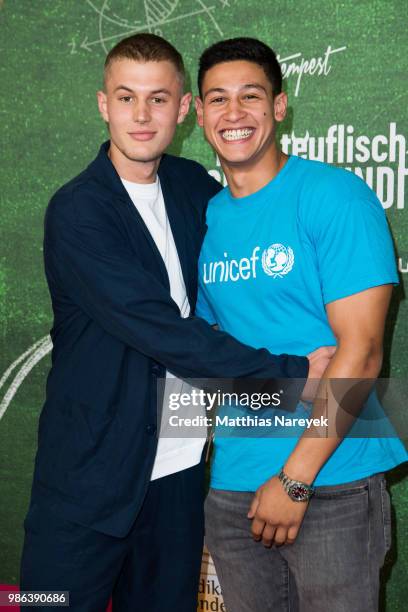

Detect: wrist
[282, 461, 317, 486]
[278, 467, 314, 502]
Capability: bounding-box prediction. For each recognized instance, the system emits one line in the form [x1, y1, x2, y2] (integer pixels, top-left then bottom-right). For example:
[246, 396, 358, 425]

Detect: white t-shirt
[121, 176, 206, 480]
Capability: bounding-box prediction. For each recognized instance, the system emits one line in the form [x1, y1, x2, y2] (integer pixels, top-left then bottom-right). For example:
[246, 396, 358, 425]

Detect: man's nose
[133, 100, 151, 123]
[224, 98, 247, 122]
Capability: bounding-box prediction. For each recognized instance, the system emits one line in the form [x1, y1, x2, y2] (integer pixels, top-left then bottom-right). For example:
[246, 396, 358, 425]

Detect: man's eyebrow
[114, 85, 134, 93]
[242, 83, 268, 93]
[150, 88, 172, 96]
[204, 83, 268, 99]
[113, 85, 172, 95]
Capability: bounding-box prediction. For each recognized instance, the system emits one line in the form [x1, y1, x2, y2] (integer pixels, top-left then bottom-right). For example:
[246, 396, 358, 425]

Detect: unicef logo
[261, 244, 295, 278]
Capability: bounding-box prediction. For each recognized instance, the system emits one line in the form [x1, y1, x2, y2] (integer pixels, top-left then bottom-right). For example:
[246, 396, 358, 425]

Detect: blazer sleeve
[44, 188, 308, 381]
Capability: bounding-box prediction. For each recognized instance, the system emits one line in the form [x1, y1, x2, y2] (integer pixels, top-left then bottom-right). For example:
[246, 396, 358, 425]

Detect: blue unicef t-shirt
[197, 155, 407, 490]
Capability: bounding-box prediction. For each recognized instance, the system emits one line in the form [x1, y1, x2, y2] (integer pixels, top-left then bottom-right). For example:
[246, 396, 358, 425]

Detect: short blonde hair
[104, 33, 185, 89]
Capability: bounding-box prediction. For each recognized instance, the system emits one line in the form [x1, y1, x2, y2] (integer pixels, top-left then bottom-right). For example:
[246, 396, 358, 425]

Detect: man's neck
[108, 142, 160, 184]
[222, 146, 288, 198]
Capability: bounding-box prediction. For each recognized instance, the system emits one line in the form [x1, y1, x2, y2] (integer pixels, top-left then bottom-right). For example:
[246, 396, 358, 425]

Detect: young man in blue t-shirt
[195, 37, 407, 612]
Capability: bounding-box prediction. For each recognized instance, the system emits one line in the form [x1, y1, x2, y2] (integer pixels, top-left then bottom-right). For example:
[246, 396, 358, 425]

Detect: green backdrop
[0, 1, 406, 610]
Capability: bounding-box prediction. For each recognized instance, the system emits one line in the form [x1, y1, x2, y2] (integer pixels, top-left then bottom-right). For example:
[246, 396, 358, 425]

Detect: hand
[301, 346, 336, 402]
[247, 475, 309, 547]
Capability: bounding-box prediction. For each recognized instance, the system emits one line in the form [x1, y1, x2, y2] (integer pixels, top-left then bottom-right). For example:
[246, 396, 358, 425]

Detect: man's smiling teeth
[221, 128, 254, 141]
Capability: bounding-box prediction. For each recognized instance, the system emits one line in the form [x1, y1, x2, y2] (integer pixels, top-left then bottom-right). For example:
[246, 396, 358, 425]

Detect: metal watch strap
[278, 468, 314, 502]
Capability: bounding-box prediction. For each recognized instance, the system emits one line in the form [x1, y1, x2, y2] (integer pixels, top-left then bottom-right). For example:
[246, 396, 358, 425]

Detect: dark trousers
[20, 460, 205, 612]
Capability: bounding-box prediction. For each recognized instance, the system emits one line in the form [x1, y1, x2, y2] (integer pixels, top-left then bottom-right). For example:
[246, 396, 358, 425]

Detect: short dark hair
[104, 33, 185, 87]
[198, 37, 282, 98]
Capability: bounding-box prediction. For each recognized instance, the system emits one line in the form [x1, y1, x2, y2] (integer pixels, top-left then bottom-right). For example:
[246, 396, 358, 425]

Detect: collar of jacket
[86, 141, 193, 302]
[86, 140, 174, 195]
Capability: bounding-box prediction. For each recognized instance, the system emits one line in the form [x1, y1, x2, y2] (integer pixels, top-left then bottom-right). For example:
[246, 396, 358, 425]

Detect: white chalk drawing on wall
[68, 0, 225, 55]
[0, 336, 52, 423]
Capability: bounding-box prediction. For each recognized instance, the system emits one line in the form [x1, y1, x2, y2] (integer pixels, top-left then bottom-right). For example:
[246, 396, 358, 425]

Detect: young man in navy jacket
[20, 34, 333, 612]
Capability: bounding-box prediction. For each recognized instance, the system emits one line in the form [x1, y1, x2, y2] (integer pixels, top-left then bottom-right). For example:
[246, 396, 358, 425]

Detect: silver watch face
[288, 483, 311, 501]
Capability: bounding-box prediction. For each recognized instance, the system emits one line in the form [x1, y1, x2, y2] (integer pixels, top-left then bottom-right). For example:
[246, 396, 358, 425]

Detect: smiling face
[97, 59, 191, 178]
[195, 60, 287, 170]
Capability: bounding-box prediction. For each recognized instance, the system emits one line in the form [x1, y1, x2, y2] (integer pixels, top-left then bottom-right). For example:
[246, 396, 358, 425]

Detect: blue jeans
[205, 473, 391, 612]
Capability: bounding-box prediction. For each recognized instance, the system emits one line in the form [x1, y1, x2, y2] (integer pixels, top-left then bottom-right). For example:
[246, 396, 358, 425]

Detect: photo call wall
[0, 1, 407, 610]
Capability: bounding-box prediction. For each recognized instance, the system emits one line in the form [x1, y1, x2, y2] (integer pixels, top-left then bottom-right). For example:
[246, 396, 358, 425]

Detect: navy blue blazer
[31, 142, 308, 537]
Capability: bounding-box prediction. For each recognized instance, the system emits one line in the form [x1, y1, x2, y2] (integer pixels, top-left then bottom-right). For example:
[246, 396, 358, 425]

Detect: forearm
[283, 344, 383, 484]
[48, 240, 308, 381]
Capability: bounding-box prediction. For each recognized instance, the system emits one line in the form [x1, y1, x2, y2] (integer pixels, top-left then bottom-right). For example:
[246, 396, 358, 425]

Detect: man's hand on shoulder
[301, 346, 336, 402]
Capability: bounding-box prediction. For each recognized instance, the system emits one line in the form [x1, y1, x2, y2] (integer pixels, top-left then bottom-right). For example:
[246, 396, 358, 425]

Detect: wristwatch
[278, 468, 314, 502]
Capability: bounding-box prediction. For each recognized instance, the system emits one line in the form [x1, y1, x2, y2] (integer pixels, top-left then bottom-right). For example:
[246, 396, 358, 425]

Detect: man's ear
[195, 96, 204, 127]
[177, 92, 192, 124]
[273, 92, 288, 123]
[97, 90, 109, 123]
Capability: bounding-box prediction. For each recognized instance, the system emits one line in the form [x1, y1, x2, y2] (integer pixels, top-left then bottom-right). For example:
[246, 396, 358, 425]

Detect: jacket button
[146, 424, 157, 436]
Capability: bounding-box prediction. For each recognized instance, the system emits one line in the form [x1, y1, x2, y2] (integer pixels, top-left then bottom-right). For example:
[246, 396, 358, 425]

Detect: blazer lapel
[89, 143, 192, 298]
[115, 193, 170, 288]
[89, 142, 170, 288]
[158, 166, 192, 303]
